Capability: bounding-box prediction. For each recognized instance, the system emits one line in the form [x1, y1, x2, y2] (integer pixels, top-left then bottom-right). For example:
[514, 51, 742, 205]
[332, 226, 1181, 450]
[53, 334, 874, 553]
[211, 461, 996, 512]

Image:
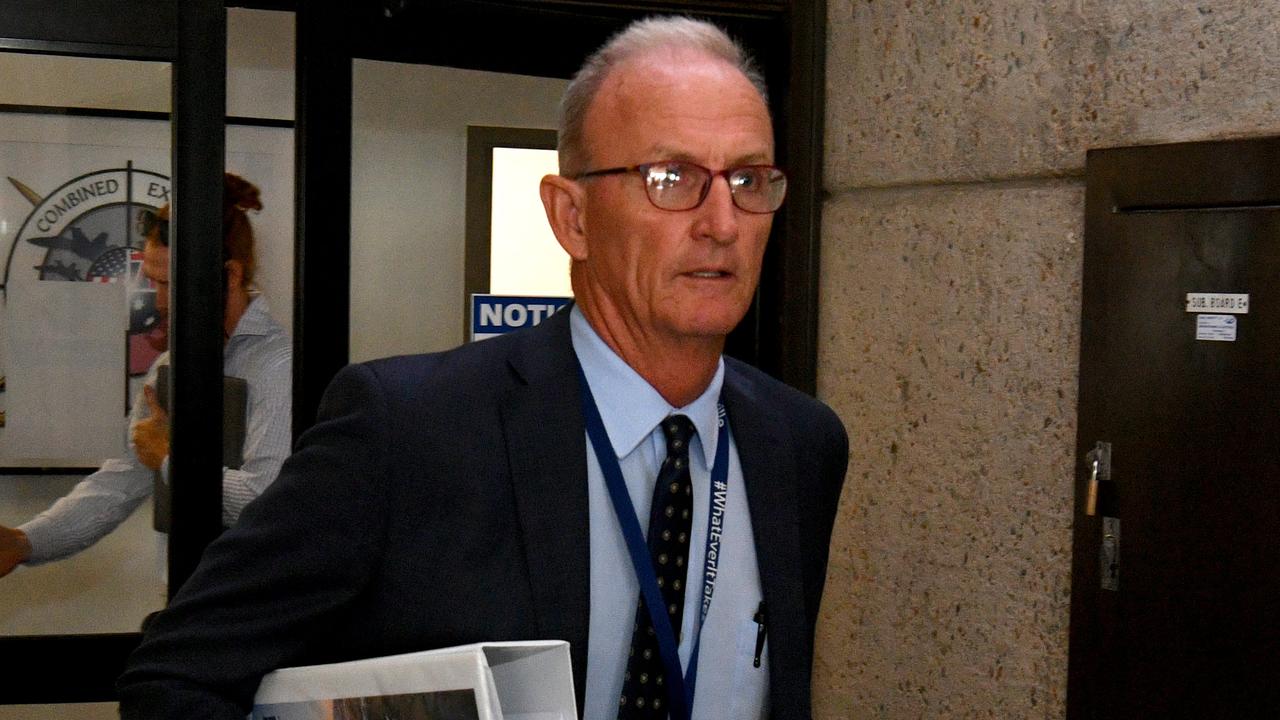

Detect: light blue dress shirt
[572, 307, 769, 720]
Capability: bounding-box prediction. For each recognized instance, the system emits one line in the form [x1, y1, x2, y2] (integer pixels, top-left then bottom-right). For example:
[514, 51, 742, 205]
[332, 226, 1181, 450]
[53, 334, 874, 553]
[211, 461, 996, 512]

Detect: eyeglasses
[136, 208, 169, 246]
[571, 161, 788, 214]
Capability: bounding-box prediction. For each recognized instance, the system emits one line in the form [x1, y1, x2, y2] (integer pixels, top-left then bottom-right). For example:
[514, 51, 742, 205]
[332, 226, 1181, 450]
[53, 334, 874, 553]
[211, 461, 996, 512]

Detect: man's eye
[731, 171, 760, 191]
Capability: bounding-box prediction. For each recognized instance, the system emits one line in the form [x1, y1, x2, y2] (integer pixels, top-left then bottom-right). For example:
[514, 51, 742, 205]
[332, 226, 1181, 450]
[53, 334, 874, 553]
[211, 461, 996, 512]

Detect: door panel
[0, 53, 172, 638]
[1068, 139, 1280, 719]
[0, 0, 231, 706]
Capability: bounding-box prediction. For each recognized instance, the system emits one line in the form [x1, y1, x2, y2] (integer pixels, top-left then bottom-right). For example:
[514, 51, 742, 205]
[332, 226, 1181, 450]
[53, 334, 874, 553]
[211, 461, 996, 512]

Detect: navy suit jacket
[118, 308, 848, 719]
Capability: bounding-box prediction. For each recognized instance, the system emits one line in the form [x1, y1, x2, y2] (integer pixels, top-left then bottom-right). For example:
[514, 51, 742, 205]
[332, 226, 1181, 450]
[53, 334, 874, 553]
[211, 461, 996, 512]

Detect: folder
[250, 640, 577, 720]
[154, 365, 248, 468]
[152, 365, 248, 532]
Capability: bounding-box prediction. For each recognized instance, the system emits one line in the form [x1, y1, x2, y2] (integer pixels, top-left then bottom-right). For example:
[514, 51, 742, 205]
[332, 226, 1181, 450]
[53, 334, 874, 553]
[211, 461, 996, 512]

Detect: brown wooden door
[1068, 138, 1280, 719]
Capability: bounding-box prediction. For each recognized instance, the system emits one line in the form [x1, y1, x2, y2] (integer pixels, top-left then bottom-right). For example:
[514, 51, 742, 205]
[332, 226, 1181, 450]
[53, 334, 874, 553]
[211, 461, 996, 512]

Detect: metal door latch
[1101, 516, 1120, 591]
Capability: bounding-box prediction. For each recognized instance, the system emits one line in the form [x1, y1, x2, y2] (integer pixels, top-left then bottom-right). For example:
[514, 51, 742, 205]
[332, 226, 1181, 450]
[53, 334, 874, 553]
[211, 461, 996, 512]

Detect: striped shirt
[21, 295, 292, 562]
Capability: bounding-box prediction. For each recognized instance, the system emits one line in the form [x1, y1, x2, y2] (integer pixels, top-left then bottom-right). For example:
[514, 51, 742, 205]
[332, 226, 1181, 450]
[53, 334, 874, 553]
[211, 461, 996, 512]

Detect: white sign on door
[1186, 293, 1249, 313]
[1195, 314, 1238, 342]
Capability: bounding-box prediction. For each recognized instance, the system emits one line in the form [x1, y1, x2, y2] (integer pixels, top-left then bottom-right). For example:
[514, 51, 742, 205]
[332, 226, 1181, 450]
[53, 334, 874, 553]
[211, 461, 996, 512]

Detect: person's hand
[0, 525, 32, 578]
[133, 385, 170, 471]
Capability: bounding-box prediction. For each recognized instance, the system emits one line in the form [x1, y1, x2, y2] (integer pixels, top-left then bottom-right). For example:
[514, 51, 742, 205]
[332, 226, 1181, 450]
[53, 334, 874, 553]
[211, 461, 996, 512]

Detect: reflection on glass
[0, 52, 171, 636]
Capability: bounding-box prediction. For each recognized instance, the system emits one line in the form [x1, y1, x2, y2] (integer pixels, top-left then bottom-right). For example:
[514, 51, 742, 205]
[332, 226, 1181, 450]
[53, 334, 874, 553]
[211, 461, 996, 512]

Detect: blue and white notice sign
[471, 294, 571, 341]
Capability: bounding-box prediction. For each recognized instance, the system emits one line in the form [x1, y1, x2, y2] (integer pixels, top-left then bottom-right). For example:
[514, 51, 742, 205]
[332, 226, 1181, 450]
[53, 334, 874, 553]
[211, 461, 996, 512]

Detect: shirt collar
[230, 294, 273, 338]
[570, 305, 723, 468]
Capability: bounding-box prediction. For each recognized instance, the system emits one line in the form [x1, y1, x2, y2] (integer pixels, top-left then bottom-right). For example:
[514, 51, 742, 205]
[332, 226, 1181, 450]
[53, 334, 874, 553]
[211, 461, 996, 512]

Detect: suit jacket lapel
[723, 364, 809, 717]
[498, 309, 591, 708]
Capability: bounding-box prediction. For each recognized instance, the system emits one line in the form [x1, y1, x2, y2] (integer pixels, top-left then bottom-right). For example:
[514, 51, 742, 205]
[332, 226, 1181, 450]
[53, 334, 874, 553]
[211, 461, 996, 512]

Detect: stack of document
[250, 640, 576, 720]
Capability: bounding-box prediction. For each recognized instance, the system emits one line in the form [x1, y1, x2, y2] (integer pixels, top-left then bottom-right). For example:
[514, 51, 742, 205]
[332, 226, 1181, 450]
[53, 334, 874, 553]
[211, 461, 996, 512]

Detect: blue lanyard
[576, 363, 730, 720]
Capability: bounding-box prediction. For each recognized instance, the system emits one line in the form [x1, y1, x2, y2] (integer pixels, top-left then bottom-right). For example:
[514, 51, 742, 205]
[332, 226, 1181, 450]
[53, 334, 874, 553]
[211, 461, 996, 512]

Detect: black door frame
[294, 0, 827, 434]
[0, 0, 228, 704]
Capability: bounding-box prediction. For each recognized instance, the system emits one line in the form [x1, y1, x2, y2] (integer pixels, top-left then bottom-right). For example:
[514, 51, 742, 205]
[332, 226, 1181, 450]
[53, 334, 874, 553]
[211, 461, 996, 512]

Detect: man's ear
[540, 174, 588, 261]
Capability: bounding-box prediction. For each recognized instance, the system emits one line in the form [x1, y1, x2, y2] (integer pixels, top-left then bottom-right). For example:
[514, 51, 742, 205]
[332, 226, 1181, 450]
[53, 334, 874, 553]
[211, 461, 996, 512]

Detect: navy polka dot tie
[618, 415, 696, 719]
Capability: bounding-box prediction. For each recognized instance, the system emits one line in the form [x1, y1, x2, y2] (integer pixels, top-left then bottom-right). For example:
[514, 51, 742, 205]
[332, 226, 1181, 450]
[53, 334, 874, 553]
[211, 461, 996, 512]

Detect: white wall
[226, 8, 295, 121]
[0, 54, 169, 111]
[349, 61, 568, 361]
[226, 8, 296, 327]
[228, 124, 294, 335]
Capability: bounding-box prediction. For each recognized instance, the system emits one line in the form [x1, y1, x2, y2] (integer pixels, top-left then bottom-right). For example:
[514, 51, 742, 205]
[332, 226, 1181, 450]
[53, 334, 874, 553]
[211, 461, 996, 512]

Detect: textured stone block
[813, 181, 1084, 718]
[826, 0, 1280, 188]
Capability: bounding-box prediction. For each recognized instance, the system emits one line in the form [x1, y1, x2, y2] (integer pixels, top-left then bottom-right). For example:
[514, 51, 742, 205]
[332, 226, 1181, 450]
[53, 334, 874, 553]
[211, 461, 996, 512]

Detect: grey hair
[556, 16, 769, 176]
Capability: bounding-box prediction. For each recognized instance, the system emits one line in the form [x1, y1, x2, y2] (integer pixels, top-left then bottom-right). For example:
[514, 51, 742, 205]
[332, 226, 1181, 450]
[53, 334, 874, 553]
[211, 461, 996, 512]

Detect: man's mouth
[688, 270, 729, 279]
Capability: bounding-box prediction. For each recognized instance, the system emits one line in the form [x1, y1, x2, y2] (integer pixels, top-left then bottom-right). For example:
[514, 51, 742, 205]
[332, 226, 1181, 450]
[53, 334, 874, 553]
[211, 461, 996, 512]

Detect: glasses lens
[729, 166, 787, 213]
[643, 162, 709, 211]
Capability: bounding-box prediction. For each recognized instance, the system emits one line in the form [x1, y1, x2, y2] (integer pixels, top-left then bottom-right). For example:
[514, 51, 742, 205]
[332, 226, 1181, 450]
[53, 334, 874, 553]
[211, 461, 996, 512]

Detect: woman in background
[0, 172, 292, 576]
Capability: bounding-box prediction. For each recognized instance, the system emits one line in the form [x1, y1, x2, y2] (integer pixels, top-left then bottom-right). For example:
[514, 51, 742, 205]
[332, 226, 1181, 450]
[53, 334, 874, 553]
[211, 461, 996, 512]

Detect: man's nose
[695, 176, 740, 244]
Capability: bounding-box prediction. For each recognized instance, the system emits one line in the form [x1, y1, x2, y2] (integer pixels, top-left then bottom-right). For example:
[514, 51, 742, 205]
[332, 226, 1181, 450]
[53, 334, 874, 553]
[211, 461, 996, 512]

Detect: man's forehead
[603, 48, 757, 104]
[585, 48, 772, 158]
[643, 142, 774, 168]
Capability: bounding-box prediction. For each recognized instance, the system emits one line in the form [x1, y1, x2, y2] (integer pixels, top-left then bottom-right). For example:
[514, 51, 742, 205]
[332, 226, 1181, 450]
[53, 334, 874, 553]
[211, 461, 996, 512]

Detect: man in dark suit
[118, 16, 847, 720]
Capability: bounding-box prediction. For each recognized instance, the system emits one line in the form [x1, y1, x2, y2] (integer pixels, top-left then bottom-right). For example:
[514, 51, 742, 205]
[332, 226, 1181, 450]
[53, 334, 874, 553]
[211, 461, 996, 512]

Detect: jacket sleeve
[117, 362, 393, 720]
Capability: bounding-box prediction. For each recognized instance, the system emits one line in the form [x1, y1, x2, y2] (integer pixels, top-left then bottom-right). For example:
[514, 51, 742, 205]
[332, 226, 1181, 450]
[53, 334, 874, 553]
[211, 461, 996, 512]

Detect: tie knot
[660, 415, 695, 456]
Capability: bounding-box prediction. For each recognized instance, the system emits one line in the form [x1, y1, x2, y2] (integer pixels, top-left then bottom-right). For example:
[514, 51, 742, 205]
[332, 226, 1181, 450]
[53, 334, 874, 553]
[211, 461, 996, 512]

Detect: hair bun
[224, 172, 263, 213]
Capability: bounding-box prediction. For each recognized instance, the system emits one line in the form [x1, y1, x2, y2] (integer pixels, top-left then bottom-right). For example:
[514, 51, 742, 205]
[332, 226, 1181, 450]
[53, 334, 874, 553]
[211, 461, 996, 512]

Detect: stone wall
[814, 2, 1280, 717]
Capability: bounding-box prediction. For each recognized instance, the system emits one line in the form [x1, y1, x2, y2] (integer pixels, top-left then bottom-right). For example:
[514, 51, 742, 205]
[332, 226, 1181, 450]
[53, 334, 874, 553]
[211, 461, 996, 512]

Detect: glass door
[0, 53, 173, 640]
[0, 48, 174, 719]
[0, 0, 233, 713]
